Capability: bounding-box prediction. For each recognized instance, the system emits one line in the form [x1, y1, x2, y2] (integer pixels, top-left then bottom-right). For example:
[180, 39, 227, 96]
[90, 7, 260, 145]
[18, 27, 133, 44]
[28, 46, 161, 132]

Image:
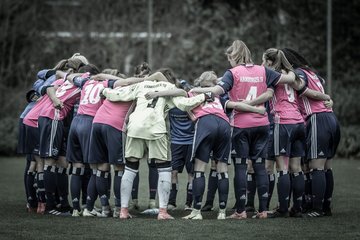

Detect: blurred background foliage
[0, 0, 359, 158]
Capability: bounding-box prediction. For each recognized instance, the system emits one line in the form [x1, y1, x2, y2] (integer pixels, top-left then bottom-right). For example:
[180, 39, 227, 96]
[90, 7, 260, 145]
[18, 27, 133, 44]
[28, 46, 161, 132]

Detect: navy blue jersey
[169, 108, 194, 145]
[20, 102, 36, 119]
[218, 66, 281, 93]
[33, 69, 57, 95]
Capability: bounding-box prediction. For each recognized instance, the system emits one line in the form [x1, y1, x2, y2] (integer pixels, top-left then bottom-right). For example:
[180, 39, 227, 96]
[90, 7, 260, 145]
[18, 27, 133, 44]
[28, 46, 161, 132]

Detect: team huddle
[17, 40, 340, 220]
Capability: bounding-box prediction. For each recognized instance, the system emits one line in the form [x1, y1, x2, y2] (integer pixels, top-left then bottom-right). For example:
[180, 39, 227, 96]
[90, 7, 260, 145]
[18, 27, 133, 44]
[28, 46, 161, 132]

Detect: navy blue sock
[81, 167, 91, 205]
[169, 183, 178, 205]
[303, 172, 312, 209]
[131, 172, 139, 200]
[96, 170, 110, 207]
[86, 170, 97, 211]
[205, 169, 218, 205]
[234, 162, 247, 213]
[217, 172, 229, 210]
[193, 172, 205, 210]
[267, 173, 276, 209]
[291, 172, 305, 211]
[56, 167, 70, 207]
[24, 156, 31, 202]
[246, 173, 256, 207]
[186, 182, 193, 205]
[114, 170, 123, 207]
[36, 172, 46, 203]
[253, 162, 269, 212]
[26, 171, 37, 208]
[311, 169, 326, 211]
[107, 172, 112, 199]
[148, 165, 158, 200]
[70, 167, 84, 211]
[277, 171, 290, 213]
[44, 165, 57, 210]
[323, 169, 334, 211]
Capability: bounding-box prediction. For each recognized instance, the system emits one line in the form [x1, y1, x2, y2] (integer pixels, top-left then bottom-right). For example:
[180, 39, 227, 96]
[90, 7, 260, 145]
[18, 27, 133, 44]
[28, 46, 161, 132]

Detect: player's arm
[277, 71, 296, 84]
[46, 86, 63, 109]
[191, 70, 234, 96]
[302, 88, 331, 101]
[113, 77, 145, 88]
[244, 88, 274, 106]
[144, 89, 187, 100]
[102, 85, 137, 102]
[170, 94, 208, 112]
[225, 101, 266, 115]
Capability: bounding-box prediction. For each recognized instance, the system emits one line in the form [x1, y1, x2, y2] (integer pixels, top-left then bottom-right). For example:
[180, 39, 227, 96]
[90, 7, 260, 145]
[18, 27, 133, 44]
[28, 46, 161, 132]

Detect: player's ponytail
[263, 48, 293, 73]
[53, 59, 68, 71]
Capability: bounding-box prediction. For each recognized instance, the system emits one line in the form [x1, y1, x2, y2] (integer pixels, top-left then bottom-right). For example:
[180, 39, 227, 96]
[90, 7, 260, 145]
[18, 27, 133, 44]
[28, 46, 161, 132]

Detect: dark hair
[134, 62, 151, 77]
[78, 64, 100, 75]
[281, 48, 314, 71]
[156, 68, 177, 84]
[102, 68, 126, 78]
[65, 58, 85, 72]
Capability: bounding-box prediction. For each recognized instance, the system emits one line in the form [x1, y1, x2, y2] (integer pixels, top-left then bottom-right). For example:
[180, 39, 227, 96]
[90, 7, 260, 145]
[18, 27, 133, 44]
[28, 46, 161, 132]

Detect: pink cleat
[227, 211, 247, 219]
[157, 208, 174, 220]
[119, 207, 132, 219]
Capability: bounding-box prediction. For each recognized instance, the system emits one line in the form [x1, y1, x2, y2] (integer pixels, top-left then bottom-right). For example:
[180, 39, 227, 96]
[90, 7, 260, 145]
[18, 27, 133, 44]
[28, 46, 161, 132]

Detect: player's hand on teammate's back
[53, 98, 64, 110]
[324, 99, 333, 109]
[145, 91, 159, 100]
[203, 92, 215, 102]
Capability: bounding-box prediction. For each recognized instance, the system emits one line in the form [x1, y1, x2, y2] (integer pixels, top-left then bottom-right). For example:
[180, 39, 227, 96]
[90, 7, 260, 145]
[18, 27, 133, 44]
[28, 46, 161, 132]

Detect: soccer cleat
[167, 203, 177, 210]
[289, 208, 303, 218]
[46, 209, 70, 216]
[129, 199, 140, 210]
[157, 208, 174, 220]
[182, 209, 203, 220]
[268, 209, 289, 218]
[119, 207, 132, 219]
[253, 211, 268, 219]
[217, 209, 226, 220]
[37, 202, 46, 214]
[306, 210, 324, 218]
[83, 208, 101, 217]
[72, 209, 82, 217]
[98, 210, 111, 217]
[184, 203, 192, 211]
[148, 199, 156, 209]
[201, 203, 214, 212]
[323, 208, 332, 217]
[227, 211, 247, 219]
[113, 207, 120, 218]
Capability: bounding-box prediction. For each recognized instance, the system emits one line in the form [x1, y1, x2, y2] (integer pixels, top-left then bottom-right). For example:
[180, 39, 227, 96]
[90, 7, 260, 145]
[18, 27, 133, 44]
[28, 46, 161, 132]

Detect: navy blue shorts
[23, 124, 40, 155]
[171, 143, 193, 173]
[268, 123, 305, 159]
[232, 125, 269, 161]
[67, 115, 94, 163]
[38, 116, 67, 159]
[17, 119, 27, 154]
[88, 123, 124, 165]
[306, 112, 340, 160]
[192, 115, 231, 164]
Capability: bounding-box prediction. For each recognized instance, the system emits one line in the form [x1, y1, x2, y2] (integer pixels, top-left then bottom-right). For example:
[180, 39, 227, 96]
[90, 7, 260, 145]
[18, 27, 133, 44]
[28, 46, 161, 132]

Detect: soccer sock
[186, 182, 193, 205]
[311, 169, 326, 211]
[149, 165, 158, 200]
[107, 172, 112, 200]
[323, 169, 334, 211]
[56, 167, 70, 207]
[277, 170, 290, 213]
[114, 170, 124, 208]
[193, 171, 205, 210]
[26, 171, 37, 208]
[267, 173, 276, 209]
[205, 169, 217, 205]
[44, 165, 57, 210]
[86, 170, 97, 211]
[24, 156, 31, 202]
[234, 162, 247, 213]
[253, 163, 269, 212]
[246, 173, 256, 207]
[96, 170, 110, 208]
[81, 167, 91, 206]
[304, 172, 312, 208]
[291, 172, 305, 212]
[70, 167, 84, 211]
[121, 167, 138, 208]
[169, 183, 178, 205]
[131, 172, 139, 200]
[157, 167, 172, 209]
[217, 172, 229, 210]
[36, 172, 46, 203]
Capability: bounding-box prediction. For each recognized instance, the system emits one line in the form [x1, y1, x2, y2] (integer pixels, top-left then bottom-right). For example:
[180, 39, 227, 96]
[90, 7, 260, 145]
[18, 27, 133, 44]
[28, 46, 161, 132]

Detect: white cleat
[217, 209, 226, 220]
[72, 209, 82, 217]
[83, 208, 101, 217]
[182, 209, 203, 220]
[113, 207, 120, 218]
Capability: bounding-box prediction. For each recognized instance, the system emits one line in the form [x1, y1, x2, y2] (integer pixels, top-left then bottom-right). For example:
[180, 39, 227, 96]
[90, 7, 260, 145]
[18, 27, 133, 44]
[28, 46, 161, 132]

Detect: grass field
[0, 157, 359, 240]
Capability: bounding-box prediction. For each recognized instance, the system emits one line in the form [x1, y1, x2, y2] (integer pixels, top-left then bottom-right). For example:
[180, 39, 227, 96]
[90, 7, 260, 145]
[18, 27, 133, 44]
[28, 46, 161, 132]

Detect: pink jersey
[39, 79, 81, 120]
[23, 95, 48, 127]
[188, 92, 229, 123]
[77, 80, 109, 117]
[270, 84, 304, 124]
[298, 69, 332, 119]
[229, 65, 272, 128]
[93, 99, 133, 132]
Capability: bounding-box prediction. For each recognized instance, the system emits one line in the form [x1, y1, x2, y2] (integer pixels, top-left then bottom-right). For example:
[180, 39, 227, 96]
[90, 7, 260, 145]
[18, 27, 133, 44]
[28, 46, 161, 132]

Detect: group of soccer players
[17, 40, 340, 220]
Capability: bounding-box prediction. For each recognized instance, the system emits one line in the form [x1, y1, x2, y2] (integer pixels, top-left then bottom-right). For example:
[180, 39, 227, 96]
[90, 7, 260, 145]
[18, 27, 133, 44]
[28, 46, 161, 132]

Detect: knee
[126, 161, 140, 170]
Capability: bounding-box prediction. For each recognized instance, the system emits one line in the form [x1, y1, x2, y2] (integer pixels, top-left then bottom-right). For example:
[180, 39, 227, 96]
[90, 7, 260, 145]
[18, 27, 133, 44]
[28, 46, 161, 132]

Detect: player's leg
[148, 160, 158, 209]
[289, 157, 304, 217]
[26, 155, 37, 212]
[266, 160, 276, 210]
[168, 169, 179, 209]
[323, 159, 333, 216]
[202, 160, 217, 211]
[83, 164, 100, 216]
[113, 163, 124, 217]
[96, 162, 111, 217]
[246, 160, 256, 213]
[216, 161, 229, 220]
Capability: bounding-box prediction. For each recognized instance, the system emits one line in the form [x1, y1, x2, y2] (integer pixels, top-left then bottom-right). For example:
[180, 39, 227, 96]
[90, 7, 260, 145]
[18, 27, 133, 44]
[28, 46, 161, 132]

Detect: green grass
[0, 157, 360, 240]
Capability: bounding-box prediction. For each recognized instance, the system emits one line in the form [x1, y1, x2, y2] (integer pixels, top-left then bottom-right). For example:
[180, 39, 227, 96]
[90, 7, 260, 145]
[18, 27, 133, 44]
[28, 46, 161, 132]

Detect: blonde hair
[198, 71, 218, 85]
[226, 40, 253, 65]
[70, 53, 89, 65]
[263, 48, 293, 73]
